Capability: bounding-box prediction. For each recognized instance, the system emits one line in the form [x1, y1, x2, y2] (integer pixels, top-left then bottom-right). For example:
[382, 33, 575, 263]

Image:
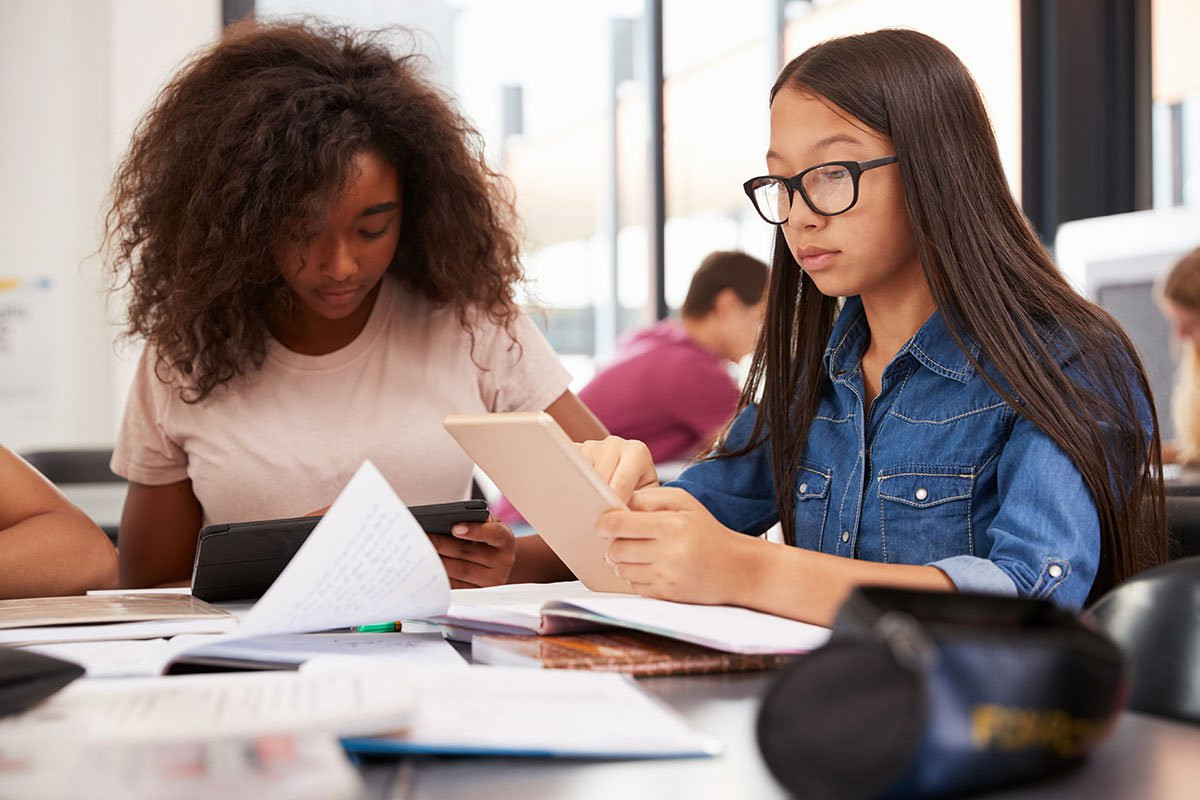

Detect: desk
[358, 671, 1200, 799]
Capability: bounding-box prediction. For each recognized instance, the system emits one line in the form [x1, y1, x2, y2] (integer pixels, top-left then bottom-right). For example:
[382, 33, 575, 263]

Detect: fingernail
[452, 524, 468, 536]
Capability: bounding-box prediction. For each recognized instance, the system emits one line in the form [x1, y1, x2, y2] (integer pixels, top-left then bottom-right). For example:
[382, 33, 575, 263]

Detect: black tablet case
[190, 500, 488, 603]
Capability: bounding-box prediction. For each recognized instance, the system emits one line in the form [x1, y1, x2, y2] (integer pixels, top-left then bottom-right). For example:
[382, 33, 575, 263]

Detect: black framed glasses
[742, 156, 899, 224]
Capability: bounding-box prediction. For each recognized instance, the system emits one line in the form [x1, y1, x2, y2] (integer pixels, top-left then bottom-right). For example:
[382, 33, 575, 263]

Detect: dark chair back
[1165, 495, 1200, 559]
[1087, 556, 1200, 724]
[21, 449, 122, 484]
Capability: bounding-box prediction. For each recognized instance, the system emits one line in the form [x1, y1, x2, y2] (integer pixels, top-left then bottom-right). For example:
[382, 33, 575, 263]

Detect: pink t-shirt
[111, 275, 570, 525]
[579, 319, 740, 462]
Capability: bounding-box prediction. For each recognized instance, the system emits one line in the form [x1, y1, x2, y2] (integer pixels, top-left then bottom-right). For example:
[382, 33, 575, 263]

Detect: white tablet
[442, 412, 632, 593]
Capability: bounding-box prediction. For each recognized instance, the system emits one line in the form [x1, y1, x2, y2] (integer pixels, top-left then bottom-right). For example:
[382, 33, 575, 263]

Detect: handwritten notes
[236, 460, 451, 637]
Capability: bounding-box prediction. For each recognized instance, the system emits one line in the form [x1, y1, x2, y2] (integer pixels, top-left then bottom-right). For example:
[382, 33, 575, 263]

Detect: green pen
[355, 621, 401, 633]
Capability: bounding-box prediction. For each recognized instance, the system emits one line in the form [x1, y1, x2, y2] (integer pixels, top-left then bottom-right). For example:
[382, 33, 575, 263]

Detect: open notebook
[433, 582, 831, 655]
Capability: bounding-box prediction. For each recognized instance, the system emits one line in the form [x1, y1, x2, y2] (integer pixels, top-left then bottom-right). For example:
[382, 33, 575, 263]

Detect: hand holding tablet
[442, 412, 634, 593]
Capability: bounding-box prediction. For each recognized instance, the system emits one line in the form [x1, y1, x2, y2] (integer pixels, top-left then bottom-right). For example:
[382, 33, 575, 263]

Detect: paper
[21, 639, 177, 678]
[556, 595, 831, 654]
[23, 632, 464, 678]
[0, 616, 238, 647]
[236, 461, 450, 637]
[438, 581, 831, 654]
[178, 631, 466, 671]
[0, 593, 230, 631]
[87, 587, 192, 596]
[0, 667, 414, 743]
[0, 735, 361, 800]
[342, 664, 719, 759]
[439, 581, 613, 632]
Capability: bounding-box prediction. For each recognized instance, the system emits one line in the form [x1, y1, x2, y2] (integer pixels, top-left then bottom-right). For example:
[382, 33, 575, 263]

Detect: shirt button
[841, 531, 850, 543]
[914, 487, 928, 501]
[1048, 564, 1064, 579]
[799, 483, 808, 495]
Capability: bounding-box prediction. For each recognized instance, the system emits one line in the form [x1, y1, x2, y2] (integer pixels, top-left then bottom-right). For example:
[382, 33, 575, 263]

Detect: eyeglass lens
[751, 164, 855, 221]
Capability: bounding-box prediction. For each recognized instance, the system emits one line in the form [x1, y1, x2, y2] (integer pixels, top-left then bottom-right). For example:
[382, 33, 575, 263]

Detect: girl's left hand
[596, 487, 753, 606]
[429, 518, 517, 588]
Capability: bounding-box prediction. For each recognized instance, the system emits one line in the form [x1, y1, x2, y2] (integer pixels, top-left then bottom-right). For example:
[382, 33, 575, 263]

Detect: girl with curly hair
[106, 19, 604, 589]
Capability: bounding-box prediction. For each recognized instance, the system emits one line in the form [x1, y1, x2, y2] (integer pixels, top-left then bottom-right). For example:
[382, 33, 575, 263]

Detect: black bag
[0, 647, 84, 717]
[756, 588, 1125, 799]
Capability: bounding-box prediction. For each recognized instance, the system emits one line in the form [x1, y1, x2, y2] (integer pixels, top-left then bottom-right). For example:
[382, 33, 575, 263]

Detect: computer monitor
[1055, 207, 1200, 440]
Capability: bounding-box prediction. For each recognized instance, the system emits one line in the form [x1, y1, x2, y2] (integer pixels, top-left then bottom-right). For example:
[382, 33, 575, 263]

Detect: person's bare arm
[0, 446, 117, 598]
[117, 479, 203, 588]
[543, 390, 607, 441]
[598, 487, 954, 627]
[508, 390, 608, 583]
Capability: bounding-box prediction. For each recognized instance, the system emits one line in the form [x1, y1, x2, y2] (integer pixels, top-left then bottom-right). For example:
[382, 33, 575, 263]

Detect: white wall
[0, 0, 219, 452]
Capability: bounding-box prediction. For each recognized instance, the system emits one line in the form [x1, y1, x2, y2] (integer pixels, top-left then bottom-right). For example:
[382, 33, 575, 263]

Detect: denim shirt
[670, 297, 1114, 610]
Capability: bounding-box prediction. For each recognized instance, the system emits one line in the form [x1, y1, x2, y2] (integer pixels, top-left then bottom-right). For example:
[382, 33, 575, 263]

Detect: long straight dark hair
[719, 29, 1165, 599]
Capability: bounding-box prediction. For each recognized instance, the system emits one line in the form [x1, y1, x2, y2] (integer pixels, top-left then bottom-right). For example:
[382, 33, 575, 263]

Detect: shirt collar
[823, 296, 980, 384]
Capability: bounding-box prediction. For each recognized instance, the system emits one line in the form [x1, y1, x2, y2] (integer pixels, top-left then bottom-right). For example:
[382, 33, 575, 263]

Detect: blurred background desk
[358, 670, 1200, 800]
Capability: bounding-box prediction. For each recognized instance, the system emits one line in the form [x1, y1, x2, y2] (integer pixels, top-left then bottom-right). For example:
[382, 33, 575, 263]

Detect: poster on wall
[0, 277, 61, 442]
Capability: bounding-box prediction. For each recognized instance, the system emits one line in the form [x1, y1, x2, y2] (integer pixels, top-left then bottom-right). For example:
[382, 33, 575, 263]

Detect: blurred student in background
[494, 251, 767, 525]
[581, 251, 768, 465]
[1158, 247, 1200, 464]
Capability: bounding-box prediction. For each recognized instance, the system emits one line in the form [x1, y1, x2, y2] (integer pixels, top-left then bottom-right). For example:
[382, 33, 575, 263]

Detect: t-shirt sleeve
[109, 346, 190, 486]
[474, 310, 572, 413]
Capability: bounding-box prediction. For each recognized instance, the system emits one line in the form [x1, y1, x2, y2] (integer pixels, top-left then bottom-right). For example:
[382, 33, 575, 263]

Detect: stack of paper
[22, 631, 466, 678]
[0, 594, 236, 646]
[338, 663, 719, 759]
[0, 735, 361, 800]
[0, 667, 414, 743]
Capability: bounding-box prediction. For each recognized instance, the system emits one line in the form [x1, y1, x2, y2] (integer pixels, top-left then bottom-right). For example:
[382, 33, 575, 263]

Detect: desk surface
[360, 670, 1200, 800]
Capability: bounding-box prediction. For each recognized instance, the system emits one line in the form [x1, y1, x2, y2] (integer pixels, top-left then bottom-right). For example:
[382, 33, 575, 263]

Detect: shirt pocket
[793, 462, 832, 550]
[877, 465, 975, 564]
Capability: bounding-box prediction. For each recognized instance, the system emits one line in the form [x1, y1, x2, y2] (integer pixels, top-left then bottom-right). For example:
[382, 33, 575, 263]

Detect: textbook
[471, 629, 798, 676]
[432, 582, 831, 655]
[0, 594, 236, 647]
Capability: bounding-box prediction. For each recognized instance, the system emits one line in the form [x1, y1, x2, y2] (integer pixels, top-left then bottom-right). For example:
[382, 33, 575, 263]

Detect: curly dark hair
[105, 18, 525, 402]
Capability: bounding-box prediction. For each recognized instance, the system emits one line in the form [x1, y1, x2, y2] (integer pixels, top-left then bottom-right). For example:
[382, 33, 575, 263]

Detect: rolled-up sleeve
[929, 413, 1099, 609]
[667, 404, 781, 536]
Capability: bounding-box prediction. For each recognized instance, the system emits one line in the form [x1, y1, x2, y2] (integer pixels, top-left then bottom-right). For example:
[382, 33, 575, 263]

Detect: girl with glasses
[105, 20, 605, 589]
[574, 29, 1164, 624]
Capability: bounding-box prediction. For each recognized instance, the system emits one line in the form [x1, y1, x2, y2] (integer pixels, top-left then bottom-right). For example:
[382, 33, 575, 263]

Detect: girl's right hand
[578, 436, 659, 504]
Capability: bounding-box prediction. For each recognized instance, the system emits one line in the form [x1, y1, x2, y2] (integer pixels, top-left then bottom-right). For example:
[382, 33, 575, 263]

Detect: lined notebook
[433, 582, 831, 655]
[471, 630, 797, 676]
